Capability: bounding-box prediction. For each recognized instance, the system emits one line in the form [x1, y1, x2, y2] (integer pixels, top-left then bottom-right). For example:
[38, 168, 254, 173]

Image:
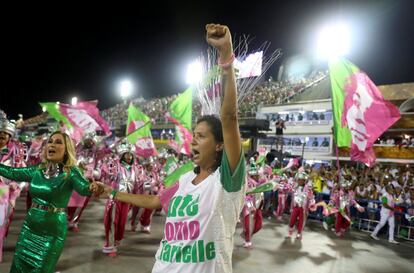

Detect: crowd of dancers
[2, 116, 413, 263]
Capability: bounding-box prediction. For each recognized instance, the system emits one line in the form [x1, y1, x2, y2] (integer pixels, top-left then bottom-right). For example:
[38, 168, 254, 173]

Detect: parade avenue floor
[1, 195, 413, 273]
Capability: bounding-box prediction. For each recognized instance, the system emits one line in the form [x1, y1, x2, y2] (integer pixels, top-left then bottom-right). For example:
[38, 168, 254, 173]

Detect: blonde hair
[40, 131, 77, 177]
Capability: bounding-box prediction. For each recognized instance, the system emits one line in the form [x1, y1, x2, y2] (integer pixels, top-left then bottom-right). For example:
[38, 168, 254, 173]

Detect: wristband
[218, 53, 235, 69]
[109, 189, 118, 201]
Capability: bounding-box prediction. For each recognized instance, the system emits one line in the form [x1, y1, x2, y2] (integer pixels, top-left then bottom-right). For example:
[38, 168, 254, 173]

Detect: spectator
[319, 112, 325, 120]
[355, 183, 367, 199]
[321, 137, 329, 147]
[275, 117, 286, 152]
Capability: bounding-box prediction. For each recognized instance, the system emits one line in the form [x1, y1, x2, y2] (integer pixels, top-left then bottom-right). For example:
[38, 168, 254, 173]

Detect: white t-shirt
[153, 152, 246, 273]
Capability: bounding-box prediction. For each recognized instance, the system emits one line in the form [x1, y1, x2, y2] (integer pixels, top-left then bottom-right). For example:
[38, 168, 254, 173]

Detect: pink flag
[59, 100, 111, 141]
[342, 73, 400, 166]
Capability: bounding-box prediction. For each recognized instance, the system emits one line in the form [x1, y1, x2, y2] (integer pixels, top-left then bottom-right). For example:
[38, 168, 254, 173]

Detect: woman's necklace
[43, 163, 62, 179]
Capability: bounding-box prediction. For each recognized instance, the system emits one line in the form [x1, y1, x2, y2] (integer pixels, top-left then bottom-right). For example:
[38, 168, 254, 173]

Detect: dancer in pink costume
[274, 173, 292, 220]
[0, 115, 26, 263]
[329, 177, 364, 237]
[130, 156, 160, 233]
[26, 133, 46, 166]
[241, 159, 265, 248]
[101, 143, 140, 256]
[67, 133, 100, 232]
[153, 151, 168, 216]
[287, 172, 315, 240]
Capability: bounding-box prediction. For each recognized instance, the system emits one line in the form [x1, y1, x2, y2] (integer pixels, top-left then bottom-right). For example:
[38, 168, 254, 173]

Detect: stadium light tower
[186, 60, 203, 85]
[316, 22, 351, 59]
[119, 79, 134, 104]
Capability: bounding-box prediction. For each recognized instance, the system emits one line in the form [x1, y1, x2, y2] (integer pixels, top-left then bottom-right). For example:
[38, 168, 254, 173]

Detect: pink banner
[59, 100, 111, 142]
[343, 73, 400, 166]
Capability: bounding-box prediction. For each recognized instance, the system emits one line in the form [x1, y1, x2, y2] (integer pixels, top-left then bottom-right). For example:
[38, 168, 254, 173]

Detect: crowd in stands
[100, 71, 328, 127]
[375, 136, 414, 147]
[239, 71, 327, 117]
[101, 95, 178, 128]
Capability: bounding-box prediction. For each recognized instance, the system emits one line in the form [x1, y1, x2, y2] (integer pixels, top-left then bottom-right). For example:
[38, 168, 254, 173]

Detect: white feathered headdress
[193, 36, 282, 116]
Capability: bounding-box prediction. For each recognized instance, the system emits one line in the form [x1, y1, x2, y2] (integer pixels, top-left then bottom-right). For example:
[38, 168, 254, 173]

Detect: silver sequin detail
[43, 163, 61, 179]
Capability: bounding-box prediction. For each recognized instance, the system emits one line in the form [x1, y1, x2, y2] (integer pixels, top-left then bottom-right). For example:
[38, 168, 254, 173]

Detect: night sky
[2, 0, 414, 119]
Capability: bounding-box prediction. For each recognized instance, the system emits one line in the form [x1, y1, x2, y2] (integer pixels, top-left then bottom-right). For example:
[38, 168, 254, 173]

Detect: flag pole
[328, 60, 342, 183]
[108, 120, 152, 149]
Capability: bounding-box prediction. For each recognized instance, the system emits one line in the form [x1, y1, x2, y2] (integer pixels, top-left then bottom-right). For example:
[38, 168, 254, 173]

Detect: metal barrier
[356, 218, 379, 233]
[351, 199, 414, 241]
[397, 225, 414, 241]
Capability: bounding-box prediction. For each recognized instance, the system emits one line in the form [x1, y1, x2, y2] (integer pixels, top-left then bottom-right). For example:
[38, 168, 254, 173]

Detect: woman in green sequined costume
[0, 131, 96, 273]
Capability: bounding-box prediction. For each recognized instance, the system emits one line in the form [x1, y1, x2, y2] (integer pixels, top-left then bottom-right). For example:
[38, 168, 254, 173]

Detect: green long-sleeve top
[0, 164, 91, 208]
[1, 164, 92, 273]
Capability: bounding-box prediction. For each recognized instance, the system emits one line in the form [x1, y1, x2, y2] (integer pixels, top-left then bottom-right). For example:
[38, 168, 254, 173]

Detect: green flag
[126, 104, 157, 156]
[169, 87, 193, 130]
[163, 157, 179, 176]
[247, 182, 275, 194]
[272, 168, 282, 175]
[0, 185, 9, 200]
[256, 155, 266, 166]
[39, 102, 72, 128]
[126, 104, 152, 144]
[328, 58, 358, 147]
[163, 161, 194, 188]
[168, 87, 193, 155]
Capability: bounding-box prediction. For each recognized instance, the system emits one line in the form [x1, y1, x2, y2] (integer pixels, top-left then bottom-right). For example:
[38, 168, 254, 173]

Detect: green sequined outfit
[0, 164, 91, 273]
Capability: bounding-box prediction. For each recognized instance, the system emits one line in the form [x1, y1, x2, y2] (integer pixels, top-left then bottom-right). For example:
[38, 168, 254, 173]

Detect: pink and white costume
[288, 173, 315, 240]
[130, 159, 160, 233]
[329, 183, 363, 237]
[67, 140, 99, 232]
[241, 176, 264, 248]
[101, 148, 140, 255]
[275, 174, 293, 220]
[0, 117, 26, 263]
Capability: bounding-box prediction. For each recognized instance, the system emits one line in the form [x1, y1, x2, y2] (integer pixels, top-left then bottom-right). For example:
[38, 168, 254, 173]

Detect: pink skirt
[67, 191, 87, 207]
